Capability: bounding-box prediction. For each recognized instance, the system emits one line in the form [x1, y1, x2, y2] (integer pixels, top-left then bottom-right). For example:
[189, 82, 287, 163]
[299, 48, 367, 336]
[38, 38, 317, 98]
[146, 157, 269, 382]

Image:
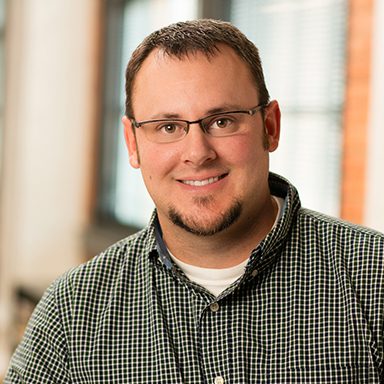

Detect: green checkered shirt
[5, 174, 384, 383]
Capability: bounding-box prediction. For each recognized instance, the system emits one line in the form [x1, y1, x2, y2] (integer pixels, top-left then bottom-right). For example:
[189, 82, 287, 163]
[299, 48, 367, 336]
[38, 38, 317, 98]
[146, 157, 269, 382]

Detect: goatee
[168, 199, 242, 236]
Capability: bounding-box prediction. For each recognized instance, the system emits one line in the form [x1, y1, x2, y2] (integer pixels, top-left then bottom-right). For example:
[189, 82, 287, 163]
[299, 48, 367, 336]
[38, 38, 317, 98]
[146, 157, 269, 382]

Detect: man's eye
[210, 117, 233, 129]
[157, 123, 180, 134]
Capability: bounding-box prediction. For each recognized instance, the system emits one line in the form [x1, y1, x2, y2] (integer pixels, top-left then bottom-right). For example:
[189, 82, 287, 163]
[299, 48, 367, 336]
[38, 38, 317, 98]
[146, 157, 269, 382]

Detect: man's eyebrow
[205, 104, 244, 115]
[147, 104, 245, 120]
[144, 112, 182, 120]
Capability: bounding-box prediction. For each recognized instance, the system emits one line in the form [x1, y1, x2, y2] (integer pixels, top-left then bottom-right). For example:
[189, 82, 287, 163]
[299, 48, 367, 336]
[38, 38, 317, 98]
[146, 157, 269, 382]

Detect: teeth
[182, 176, 220, 186]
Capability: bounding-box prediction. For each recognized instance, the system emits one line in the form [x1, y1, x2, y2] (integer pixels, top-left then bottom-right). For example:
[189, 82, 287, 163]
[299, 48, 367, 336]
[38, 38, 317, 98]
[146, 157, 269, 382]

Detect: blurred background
[0, 0, 383, 377]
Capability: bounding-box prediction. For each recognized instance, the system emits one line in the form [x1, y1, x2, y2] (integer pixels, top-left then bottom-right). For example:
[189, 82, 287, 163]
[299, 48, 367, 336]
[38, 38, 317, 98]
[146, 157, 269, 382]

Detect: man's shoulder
[286, 208, 384, 296]
[53, 226, 155, 300]
[295, 207, 384, 254]
[298, 207, 384, 238]
[17, 226, 157, 346]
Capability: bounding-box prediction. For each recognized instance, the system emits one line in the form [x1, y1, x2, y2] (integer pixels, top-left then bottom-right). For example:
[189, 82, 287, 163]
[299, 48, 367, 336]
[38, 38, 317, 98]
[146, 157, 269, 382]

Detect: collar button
[251, 269, 259, 277]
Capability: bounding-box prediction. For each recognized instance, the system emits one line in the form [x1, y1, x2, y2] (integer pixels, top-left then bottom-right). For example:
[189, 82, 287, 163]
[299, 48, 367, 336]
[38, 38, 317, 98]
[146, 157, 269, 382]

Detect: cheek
[225, 135, 267, 165]
[139, 143, 180, 180]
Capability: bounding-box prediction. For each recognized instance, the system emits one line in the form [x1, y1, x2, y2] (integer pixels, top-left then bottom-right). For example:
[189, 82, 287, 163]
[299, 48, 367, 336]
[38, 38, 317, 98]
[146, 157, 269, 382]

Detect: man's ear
[122, 116, 140, 168]
[263, 100, 281, 152]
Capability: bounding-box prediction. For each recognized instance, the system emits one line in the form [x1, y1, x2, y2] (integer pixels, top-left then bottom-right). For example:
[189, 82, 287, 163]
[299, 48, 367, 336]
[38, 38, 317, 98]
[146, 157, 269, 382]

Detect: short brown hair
[125, 19, 270, 117]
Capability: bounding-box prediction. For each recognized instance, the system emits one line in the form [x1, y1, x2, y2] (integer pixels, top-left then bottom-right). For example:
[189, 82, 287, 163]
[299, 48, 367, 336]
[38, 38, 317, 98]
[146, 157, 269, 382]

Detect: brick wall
[341, 0, 374, 223]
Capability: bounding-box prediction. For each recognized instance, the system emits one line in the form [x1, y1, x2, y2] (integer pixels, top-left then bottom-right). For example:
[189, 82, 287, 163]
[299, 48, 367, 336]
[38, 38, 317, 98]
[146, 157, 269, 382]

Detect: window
[115, 0, 201, 227]
[99, 0, 347, 228]
[230, 0, 347, 216]
[98, 0, 200, 228]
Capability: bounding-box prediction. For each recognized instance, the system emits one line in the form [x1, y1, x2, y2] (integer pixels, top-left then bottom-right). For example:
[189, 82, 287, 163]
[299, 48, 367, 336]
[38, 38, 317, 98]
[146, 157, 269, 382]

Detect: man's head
[125, 19, 270, 118]
[122, 20, 280, 240]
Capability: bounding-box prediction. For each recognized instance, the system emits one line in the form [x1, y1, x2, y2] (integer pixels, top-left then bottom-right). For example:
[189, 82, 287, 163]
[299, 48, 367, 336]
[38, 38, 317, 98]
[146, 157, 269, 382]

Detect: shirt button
[214, 376, 225, 384]
[209, 302, 220, 312]
[251, 269, 258, 277]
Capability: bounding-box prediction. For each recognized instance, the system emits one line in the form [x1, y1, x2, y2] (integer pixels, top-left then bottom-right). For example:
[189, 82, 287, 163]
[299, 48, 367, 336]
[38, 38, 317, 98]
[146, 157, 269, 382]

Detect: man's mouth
[180, 174, 227, 187]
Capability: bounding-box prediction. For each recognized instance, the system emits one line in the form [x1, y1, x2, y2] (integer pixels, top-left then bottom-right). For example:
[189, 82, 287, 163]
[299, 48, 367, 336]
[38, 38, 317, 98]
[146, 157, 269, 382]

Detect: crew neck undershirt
[169, 196, 284, 297]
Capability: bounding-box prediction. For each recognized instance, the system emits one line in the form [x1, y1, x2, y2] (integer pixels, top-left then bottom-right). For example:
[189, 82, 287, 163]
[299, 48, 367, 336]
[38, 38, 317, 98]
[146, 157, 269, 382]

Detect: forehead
[138, 43, 252, 80]
[131, 44, 259, 116]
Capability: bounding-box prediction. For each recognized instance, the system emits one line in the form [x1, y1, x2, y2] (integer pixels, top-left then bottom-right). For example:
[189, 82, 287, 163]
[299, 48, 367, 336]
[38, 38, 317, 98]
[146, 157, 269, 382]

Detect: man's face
[123, 45, 280, 238]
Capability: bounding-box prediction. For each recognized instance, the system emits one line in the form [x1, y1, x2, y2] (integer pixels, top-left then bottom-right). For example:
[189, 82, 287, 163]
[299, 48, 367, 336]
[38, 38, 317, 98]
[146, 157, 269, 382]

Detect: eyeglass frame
[129, 103, 268, 143]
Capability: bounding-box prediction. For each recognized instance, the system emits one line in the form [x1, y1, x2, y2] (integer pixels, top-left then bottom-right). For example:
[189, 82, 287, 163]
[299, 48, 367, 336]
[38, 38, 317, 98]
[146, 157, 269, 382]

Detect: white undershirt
[169, 196, 285, 297]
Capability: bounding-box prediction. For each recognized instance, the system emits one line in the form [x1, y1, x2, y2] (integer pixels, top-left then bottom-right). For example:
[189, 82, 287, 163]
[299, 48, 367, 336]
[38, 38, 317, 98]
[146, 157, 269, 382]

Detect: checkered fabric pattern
[5, 173, 384, 383]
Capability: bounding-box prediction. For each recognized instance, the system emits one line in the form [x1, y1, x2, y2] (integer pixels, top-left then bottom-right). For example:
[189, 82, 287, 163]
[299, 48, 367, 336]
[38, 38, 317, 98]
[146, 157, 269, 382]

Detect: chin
[168, 200, 242, 237]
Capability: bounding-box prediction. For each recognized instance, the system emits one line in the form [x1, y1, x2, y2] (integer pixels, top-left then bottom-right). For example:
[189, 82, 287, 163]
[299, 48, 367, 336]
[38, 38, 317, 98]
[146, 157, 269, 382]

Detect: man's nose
[180, 122, 217, 166]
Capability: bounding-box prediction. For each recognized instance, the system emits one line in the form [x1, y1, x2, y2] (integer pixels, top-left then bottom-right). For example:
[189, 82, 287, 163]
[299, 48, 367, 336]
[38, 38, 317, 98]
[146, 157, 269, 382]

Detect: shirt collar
[149, 172, 301, 277]
[242, 172, 301, 280]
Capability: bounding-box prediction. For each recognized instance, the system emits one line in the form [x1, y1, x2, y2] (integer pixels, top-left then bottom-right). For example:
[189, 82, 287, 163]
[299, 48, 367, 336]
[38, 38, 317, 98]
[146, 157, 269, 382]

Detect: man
[5, 19, 384, 383]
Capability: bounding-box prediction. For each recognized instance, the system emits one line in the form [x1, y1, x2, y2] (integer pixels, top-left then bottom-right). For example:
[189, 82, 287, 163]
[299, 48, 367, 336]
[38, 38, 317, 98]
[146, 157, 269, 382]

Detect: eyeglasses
[130, 103, 267, 144]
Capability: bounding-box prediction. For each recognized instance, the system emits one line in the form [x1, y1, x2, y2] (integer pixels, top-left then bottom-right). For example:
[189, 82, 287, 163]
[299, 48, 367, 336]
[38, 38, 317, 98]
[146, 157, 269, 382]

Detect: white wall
[0, 0, 101, 374]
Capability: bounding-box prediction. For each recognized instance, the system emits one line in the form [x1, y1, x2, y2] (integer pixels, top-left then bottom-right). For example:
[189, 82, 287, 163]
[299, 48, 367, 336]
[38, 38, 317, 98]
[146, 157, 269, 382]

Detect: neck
[159, 195, 278, 268]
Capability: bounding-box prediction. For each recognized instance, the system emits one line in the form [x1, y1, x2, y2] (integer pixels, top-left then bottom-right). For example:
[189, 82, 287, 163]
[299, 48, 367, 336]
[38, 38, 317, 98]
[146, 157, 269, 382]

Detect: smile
[180, 174, 227, 187]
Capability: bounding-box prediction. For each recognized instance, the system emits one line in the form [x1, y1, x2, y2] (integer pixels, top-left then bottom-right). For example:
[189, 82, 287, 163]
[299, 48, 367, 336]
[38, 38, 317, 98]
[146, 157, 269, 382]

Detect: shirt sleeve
[4, 280, 70, 383]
